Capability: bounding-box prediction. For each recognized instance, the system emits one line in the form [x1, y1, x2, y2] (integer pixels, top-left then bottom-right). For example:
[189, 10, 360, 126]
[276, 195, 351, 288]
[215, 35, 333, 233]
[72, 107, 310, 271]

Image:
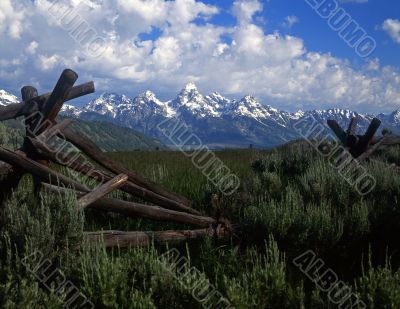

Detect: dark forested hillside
[0, 118, 166, 152]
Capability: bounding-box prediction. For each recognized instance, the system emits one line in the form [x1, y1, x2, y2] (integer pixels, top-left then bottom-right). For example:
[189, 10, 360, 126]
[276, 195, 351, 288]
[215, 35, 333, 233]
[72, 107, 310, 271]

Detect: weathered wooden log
[21, 85, 49, 194]
[0, 147, 89, 192]
[37, 119, 73, 142]
[61, 126, 192, 207]
[0, 82, 95, 121]
[21, 86, 41, 138]
[85, 227, 229, 248]
[327, 120, 347, 144]
[0, 86, 40, 198]
[347, 116, 358, 135]
[78, 174, 128, 208]
[29, 137, 201, 214]
[362, 118, 381, 145]
[38, 69, 78, 133]
[42, 183, 216, 228]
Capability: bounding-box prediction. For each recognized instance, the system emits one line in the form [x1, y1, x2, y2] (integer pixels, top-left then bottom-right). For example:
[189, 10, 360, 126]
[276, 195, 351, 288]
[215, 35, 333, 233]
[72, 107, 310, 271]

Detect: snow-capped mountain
[2, 85, 398, 148]
[58, 83, 400, 148]
[0, 90, 19, 106]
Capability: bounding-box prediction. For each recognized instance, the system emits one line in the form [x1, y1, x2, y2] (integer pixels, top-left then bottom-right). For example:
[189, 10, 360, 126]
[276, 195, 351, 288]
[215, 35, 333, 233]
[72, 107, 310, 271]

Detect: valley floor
[1, 143, 400, 308]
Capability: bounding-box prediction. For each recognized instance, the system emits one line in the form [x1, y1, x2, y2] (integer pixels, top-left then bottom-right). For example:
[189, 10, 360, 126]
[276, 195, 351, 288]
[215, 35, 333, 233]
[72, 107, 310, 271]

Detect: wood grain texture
[78, 174, 128, 208]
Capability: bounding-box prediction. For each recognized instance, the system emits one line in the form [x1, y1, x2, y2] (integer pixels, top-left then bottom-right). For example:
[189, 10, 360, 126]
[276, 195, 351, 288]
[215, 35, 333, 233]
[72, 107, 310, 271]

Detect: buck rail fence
[0, 69, 232, 248]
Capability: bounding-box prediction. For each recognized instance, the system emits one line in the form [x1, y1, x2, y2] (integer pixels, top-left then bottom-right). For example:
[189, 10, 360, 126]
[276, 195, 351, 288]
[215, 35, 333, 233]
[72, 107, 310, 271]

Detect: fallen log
[42, 183, 217, 228]
[0, 147, 89, 192]
[85, 227, 229, 248]
[0, 82, 95, 121]
[78, 174, 128, 208]
[29, 137, 201, 214]
[61, 125, 191, 207]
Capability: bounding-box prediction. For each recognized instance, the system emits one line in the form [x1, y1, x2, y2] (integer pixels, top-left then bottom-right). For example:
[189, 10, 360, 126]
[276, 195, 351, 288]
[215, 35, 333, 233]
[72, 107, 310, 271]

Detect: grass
[1, 141, 400, 308]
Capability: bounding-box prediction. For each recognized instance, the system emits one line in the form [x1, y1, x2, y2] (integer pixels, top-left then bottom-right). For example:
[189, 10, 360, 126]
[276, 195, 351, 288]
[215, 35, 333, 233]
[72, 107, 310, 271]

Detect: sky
[0, 0, 400, 113]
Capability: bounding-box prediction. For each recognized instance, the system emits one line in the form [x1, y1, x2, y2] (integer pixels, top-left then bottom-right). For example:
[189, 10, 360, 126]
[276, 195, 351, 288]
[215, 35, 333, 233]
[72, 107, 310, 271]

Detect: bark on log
[29, 136, 201, 214]
[0, 82, 95, 121]
[42, 183, 216, 228]
[85, 228, 229, 248]
[60, 126, 193, 209]
[78, 174, 128, 208]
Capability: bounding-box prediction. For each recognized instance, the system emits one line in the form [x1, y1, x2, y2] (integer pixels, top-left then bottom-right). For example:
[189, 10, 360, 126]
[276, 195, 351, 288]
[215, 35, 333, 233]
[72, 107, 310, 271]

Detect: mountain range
[2, 85, 400, 149]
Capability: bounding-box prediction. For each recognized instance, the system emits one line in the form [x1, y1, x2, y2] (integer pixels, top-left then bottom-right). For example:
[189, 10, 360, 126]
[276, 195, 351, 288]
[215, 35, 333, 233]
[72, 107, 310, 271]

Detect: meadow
[1, 142, 400, 308]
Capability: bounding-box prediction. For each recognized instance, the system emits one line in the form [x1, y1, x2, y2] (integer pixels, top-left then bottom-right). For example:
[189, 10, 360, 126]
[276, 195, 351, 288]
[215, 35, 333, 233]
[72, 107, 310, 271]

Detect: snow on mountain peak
[183, 82, 198, 92]
[137, 90, 165, 107]
[139, 90, 157, 100]
[85, 92, 129, 117]
[135, 90, 175, 116]
[0, 90, 19, 106]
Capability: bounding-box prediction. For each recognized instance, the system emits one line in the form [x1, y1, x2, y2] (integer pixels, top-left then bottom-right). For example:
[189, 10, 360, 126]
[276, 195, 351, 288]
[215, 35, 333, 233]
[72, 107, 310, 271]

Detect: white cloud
[232, 0, 263, 25]
[383, 19, 400, 44]
[0, 0, 399, 113]
[26, 41, 39, 55]
[0, 0, 25, 39]
[283, 15, 299, 28]
[37, 54, 64, 71]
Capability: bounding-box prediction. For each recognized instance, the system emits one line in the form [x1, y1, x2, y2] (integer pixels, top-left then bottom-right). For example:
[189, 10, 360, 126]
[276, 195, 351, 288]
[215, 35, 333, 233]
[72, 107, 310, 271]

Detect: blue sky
[0, 0, 400, 113]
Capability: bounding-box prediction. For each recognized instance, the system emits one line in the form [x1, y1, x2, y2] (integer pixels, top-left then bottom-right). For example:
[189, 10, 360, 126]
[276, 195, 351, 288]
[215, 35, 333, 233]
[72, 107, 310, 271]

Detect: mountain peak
[0, 89, 19, 106]
[183, 82, 198, 92]
[139, 90, 158, 101]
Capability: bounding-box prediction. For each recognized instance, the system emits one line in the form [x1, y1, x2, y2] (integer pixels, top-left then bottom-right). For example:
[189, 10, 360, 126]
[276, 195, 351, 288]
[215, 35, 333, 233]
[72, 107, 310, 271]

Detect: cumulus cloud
[232, 0, 263, 25]
[0, 0, 26, 39]
[383, 19, 400, 44]
[283, 15, 299, 28]
[0, 0, 399, 113]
